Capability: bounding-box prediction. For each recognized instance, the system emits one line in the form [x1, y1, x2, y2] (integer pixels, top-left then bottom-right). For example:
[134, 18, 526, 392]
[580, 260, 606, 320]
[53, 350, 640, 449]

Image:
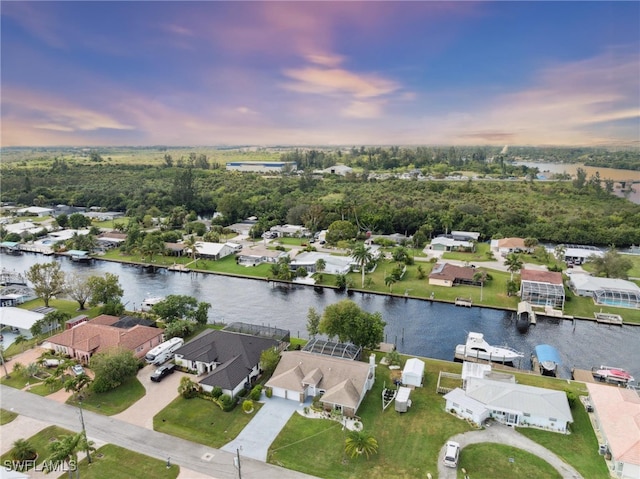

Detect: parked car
[150, 363, 176, 382]
[443, 441, 460, 468]
[72, 364, 85, 376]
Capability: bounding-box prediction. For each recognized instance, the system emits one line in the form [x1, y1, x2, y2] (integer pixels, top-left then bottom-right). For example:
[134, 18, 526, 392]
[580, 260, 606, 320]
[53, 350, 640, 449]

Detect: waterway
[2, 253, 638, 381]
[514, 161, 640, 204]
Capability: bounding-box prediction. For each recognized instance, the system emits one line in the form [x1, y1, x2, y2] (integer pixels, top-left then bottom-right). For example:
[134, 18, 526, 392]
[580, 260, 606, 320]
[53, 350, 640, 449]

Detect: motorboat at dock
[532, 344, 561, 376]
[591, 366, 635, 386]
[455, 332, 524, 364]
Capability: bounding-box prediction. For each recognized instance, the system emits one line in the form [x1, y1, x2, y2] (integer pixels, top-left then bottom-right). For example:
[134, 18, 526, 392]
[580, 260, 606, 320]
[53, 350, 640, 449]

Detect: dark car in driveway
[150, 363, 175, 382]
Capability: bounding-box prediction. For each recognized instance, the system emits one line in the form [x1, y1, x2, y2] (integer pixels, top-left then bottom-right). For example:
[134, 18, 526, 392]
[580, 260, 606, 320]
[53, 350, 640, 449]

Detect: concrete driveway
[113, 362, 188, 429]
[222, 396, 305, 462]
[437, 422, 584, 479]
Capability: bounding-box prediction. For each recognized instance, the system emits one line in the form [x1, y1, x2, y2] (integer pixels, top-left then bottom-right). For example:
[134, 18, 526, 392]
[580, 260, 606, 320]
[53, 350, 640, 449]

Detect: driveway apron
[222, 396, 304, 461]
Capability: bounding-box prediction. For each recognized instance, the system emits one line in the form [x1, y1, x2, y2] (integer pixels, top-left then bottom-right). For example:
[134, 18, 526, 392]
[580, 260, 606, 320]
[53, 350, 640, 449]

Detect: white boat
[455, 332, 524, 363]
[140, 296, 165, 312]
[592, 366, 635, 385]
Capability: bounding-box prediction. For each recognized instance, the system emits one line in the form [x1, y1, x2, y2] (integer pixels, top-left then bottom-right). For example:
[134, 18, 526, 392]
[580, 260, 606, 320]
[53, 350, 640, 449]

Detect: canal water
[2, 253, 638, 381]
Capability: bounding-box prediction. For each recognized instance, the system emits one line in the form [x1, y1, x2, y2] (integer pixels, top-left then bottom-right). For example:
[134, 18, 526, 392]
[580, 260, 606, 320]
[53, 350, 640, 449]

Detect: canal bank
[2, 252, 639, 381]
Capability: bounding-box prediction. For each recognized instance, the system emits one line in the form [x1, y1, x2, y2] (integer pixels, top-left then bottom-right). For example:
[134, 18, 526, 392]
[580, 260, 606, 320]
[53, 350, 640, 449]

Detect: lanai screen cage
[223, 322, 290, 342]
[302, 338, 362, 360]
[520, 281, 565, 310]
[594, 288, 640, 309]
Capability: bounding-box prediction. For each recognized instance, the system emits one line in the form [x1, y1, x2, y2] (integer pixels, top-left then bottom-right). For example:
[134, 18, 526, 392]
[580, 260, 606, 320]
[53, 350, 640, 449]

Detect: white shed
[395, 386, 412, 413]
[401, 358, 425, 387]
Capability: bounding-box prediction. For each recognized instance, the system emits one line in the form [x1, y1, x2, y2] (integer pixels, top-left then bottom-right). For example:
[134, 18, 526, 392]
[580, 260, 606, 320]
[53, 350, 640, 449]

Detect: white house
[568, 273, 640, 309]
[226, 162, 297, 173]
[16, 206, 55, 217]
[429, 236, 473, 252]
[587, 383, 640, 479]
[289, 252, 353, 275]
[191, 241, 235, 260]
[444, 377, 573, 433]
[401, 357, 425, 387]
[0, 307, 46, 338]
[270, 224, 310, 238]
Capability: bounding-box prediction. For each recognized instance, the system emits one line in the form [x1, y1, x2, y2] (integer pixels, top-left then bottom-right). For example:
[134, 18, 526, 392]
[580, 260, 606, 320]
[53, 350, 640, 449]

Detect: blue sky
[1, 1, 638, 147]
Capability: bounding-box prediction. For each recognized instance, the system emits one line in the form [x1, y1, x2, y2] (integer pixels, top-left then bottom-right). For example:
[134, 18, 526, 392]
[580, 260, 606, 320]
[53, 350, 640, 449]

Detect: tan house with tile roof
[44, 315, 163, 364]
[265, 350, 376, 417]
[428, 262, 480, 287]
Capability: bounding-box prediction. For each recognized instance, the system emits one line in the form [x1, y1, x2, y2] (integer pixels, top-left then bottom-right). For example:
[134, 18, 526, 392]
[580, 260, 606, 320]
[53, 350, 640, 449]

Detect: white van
[443, 441, 460, 468]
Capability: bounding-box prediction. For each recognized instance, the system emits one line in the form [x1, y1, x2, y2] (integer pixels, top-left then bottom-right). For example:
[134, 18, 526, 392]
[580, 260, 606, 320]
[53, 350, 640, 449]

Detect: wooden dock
[454, 297, 472, 307]
[594, 312, 623, 325]
[571, 368, 599, 384]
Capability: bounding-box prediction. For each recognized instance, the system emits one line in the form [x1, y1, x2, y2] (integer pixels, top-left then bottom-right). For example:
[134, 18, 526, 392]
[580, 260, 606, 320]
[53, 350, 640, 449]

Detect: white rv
[145, 337, 184, 365]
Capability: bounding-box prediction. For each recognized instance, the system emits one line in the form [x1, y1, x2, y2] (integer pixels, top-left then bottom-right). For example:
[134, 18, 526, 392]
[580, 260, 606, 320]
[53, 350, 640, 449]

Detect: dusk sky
[1, 1, 639, 147]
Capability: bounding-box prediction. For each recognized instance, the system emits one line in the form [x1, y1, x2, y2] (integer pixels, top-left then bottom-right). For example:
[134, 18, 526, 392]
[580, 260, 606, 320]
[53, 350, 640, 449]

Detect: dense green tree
[25, 262, 66, 307]
[163, 319, 196, 339]
[68, 213, 91, 229]
[319, 300, 386, 350]
[139, 233, 165, 261]
[259, 346, 280, 376]
[151, 294, 200, 323]
[90, 347, 140, 393]
[11, 438, 37, 462]
[56, 213, 69, 228]
[326, 220, 358, 244]
[194, 302, 211, 325]
[587, 248, 633, 279]
[87, 273, 123, 307]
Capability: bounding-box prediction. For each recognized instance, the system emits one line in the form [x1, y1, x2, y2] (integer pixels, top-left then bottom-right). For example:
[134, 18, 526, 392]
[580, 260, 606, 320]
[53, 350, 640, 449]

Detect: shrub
[242, 400, 254, 413]
[11, 438, 36, 462]
[250, 385, 263, 401]
[178, 376, 201, 399]
[265, 387, 273, 398]
[219, 394, 236, 412]
[211, 386, 223, 399]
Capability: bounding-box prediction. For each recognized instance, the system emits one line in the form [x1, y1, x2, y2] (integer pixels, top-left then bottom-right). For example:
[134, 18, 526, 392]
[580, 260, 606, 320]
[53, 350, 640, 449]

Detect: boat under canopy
[534, 344, 561, 375]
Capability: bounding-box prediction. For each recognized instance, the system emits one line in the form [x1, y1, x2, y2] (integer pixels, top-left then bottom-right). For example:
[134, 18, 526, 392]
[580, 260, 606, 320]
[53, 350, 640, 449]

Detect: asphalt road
[0, 385, 319, 479]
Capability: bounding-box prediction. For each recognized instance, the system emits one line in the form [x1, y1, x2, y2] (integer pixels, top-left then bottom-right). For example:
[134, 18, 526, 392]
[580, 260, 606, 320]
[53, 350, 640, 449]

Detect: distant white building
[226, 162, 297, 173]
[191, 242, 236, 260]
[270, 224, 310, 238]
[318, 164, 353, 176]
[290, 252, 352, 275]
[16, 206, 54, 217]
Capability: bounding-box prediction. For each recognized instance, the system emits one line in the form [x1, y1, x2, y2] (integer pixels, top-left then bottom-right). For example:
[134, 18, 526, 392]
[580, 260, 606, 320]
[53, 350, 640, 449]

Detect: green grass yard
[67, 376, 145, 415]
[154, 396, 263, 448]
[0, 425, 73, 470]
[68, 444, 179, 479]
[0, 408, 18, 425]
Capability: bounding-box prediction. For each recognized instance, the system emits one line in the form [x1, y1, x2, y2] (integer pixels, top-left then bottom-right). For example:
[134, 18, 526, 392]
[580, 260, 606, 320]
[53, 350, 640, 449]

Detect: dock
[517, 301, 536, 325]
[454, 297, 472, 308]
[594, 312, 623, 325]
[537, 306, 573, 321]
[168, 263, 190, 273]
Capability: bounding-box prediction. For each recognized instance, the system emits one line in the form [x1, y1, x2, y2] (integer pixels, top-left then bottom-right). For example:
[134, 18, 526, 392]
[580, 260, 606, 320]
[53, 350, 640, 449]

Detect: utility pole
[78, 401, 92, 464]
[234, 448, 242, 479]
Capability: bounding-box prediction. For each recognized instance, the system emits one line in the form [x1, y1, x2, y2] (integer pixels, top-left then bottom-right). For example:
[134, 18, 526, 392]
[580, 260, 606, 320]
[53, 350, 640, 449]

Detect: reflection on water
[2, 254, 639, 380]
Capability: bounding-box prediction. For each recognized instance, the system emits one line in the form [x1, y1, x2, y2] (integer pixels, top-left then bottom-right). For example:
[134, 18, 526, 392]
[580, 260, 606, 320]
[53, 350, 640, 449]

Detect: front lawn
[268, 356, 608, 479]
[0, 425, 73, 470]
[457, 443, 562, 479]
[69, 444, 179, 479]
[67, 376, 145, 415]
[0, 408, 18, 425]
[154, 396, 262, 448]
[442, 242, 492, 262]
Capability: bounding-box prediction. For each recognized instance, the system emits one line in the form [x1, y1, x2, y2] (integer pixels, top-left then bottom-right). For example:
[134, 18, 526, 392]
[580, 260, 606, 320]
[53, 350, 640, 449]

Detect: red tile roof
[429, 262, 477, 282]
[48, 316, 162, 355]
[521, 269, 563, 285]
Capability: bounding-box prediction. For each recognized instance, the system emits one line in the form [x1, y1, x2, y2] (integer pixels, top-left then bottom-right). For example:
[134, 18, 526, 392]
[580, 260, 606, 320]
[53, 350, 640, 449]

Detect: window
[465, 409, 473, 414]
[523, 413, 530, 417]
[549, 417, 557, 422]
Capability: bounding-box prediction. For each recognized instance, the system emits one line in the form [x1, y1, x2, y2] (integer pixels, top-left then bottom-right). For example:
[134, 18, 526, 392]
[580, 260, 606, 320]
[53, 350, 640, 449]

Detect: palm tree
[344, 430, 378, 459]
[504, 253, 523, 281]
[183, 235, 198, 263]
[314, 258, 326, 274]
[11, 438, 37, 462]
[14, 334, 28, 353]
[473, 270, 488, 302]
[139, 234, 165, 262]
[351, 243, 373, 288]
[384, 274, 396, 292]
[45, 432, 94, 479]
[64, 372, 92, 399]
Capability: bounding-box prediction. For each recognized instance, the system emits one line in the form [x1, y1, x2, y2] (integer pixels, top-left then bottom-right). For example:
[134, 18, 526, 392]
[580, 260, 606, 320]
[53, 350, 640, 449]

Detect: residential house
[492, 237, 531, 256]
[237, 245, 288, 266]
[289, 251, 352, 275]
[519, 269, 565, 310]
[97, 231, 127, 250]
[428, 263, 481, 287]
[451, 231, 481, 242]
[190, 241, 235, 260]
[429, 236, 473, 252]
[164, 242, 187, 257]
[444, 376, 573, 433]
[173, 329, 279, 398]
[587, 383, 640, 479]
[43, 314, 163, 364]
[0, 307, 46, 338]
[568, 273, 640, 309]
[266, 350, 376, 417]
[270, 224, 310, 238]
[16, 206, 55, 217]
[560, 245, 604, 265]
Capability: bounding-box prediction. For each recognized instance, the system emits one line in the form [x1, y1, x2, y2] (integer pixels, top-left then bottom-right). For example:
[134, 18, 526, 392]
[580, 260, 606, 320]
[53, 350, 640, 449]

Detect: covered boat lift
[532, 344, 561, 376]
